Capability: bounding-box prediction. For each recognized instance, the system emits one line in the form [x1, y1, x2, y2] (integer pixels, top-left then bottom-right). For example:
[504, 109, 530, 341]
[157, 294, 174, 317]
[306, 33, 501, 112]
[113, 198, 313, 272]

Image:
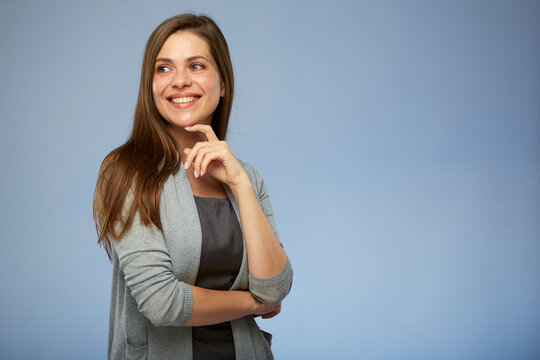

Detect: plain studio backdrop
[1, 1, 539, 359]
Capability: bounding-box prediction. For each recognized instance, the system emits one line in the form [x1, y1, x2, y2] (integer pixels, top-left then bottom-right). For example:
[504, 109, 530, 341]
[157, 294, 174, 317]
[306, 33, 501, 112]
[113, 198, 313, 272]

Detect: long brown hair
[93, 14, 235, 259]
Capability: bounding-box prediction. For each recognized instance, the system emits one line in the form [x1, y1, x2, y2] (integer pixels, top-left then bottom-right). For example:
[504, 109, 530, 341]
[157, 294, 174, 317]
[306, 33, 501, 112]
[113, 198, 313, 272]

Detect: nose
[171, 68, 192, 88]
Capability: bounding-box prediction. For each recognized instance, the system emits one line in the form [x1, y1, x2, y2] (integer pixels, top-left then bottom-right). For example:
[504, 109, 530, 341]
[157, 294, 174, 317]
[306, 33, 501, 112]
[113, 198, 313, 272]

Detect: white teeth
[170, 96, 198, 104]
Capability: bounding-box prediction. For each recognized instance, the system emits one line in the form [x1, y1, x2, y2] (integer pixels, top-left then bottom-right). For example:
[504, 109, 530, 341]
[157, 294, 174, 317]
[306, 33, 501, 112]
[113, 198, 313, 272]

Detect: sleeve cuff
[179, 282, 193, 325]
[248, 259, 293, 305]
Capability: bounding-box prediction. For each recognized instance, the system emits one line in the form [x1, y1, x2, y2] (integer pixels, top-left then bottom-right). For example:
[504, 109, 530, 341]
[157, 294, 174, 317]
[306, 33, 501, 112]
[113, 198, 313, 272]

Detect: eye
[156, 65, 171, 73]
[191, 64, 204, 71]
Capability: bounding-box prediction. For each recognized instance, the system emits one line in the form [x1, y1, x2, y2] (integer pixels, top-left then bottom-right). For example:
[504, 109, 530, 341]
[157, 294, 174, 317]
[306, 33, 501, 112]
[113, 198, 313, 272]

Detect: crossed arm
[114, 128, 292, 327]
[183, 124, 291, 325]
[185, 173, 290, 326]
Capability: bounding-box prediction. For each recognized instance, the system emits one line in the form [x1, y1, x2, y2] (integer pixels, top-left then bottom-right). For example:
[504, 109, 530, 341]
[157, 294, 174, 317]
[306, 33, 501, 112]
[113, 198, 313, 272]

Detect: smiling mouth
[168, 96, 200, 104]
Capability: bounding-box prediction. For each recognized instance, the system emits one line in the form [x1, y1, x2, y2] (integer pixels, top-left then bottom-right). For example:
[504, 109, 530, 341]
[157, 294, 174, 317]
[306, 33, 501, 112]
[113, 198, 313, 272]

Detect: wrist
[239, 290, 259, 316]
[229, 173, 252, 195]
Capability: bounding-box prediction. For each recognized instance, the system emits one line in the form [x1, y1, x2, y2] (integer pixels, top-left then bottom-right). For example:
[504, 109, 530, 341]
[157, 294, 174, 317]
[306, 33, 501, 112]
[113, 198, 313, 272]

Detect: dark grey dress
[192, 195, 244, 360]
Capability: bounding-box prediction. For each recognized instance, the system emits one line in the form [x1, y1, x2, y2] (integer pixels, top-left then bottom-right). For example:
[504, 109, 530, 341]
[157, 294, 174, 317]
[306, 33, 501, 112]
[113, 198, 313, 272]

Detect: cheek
[208, 77, 223, 98]
[151, 83, 160, 108]
[152, 78, 168, 117]
[152, 76, 168, 97]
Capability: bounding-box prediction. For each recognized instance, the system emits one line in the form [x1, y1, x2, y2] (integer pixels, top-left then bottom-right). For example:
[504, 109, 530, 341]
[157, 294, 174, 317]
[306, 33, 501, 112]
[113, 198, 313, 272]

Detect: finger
[192, 145, 223, 177]
[184, 124, 219, 142]
[184, 142, 204, 170]
[184, 142, 216, 170]
[192, 146, 210, 178]
[183, 148, 191, 168]
[200, 147, 228, 176]
[261, 311, 278, 319]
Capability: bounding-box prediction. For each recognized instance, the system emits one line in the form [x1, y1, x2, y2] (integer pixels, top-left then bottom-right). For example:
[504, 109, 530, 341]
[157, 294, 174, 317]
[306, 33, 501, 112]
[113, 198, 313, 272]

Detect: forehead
[156, 31, 212, 60]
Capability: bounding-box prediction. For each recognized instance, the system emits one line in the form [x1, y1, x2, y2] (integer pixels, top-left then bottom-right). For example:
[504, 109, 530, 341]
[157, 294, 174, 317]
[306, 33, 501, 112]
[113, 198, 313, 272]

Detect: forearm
[185, 286, 257, 326]
[230, 178, 289, 279]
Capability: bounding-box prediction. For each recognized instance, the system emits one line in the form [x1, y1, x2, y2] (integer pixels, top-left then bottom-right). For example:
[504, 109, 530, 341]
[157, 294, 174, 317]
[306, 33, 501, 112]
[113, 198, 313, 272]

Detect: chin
[165, 116, 210, 129]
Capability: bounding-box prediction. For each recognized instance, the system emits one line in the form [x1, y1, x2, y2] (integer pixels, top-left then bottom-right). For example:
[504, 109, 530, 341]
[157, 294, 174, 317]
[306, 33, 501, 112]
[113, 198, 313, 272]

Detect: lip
[166, 92, 201, 109]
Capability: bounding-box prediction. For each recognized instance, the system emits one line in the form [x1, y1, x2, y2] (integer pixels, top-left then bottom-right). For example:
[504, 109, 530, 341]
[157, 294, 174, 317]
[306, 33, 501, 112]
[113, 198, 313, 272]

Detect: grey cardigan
[108, 160, 293, 360]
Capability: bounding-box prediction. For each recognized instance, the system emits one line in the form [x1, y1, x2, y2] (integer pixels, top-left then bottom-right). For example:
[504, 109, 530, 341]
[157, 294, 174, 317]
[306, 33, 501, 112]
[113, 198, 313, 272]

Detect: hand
[252, 301, 281, 319]
[183, 124, 249, 188]
[260, 302, 281, 319]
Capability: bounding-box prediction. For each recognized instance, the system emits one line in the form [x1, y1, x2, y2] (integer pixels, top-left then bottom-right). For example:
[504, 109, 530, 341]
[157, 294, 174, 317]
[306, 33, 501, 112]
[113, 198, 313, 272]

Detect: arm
[113, 200, 278, 327]
[186, 286, 279, 326]
[187, 174, 290, 323]
[183, 124, 294, 305]
[231, 176, 288, 279]
[112, 207, 193, 327]
[234, 168, 293, 305]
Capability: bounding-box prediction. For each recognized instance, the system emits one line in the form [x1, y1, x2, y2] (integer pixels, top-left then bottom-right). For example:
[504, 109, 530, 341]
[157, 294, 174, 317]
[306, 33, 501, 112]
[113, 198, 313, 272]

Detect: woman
[93, 14, 293, 360]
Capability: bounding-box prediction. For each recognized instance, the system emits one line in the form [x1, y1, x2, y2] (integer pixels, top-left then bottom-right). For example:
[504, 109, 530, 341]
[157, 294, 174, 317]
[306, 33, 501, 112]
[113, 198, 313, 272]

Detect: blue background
[1, 1, 539, 359]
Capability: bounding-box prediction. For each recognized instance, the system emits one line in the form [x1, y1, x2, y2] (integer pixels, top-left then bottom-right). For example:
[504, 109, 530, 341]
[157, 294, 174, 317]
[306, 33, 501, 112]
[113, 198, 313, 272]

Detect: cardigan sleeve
[243, 164, 294, 305]
[111, 192, 193, 327]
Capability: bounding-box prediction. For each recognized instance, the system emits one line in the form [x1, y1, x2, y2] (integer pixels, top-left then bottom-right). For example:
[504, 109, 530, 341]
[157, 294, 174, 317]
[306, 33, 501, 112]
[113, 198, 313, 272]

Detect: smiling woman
[93, 14, 293, 360]
[152, 31, 225, 130]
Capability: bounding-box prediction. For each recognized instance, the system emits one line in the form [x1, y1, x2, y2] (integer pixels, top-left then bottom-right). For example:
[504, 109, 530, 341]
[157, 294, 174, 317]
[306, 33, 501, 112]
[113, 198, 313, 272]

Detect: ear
[220, 82, 225, 97]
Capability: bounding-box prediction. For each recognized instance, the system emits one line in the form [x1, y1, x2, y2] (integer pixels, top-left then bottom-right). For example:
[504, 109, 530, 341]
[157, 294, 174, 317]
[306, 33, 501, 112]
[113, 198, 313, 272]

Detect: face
[152, 31, 224, 129]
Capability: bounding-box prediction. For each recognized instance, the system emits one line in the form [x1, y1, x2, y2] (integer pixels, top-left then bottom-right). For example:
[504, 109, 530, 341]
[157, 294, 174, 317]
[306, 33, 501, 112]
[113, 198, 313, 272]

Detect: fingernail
[194, 170, 198, 178]
[184, 126, 192, 130]
[200, 170, 204, 177]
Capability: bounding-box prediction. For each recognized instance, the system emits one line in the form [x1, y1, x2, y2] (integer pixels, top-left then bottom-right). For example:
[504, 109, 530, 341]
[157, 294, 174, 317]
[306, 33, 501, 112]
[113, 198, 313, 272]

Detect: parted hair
[93, 14, 235, 259]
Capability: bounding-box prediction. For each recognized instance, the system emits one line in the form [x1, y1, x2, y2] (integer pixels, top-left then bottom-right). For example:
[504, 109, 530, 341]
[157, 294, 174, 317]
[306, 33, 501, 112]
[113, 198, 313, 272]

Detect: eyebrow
[155, 55, 211, 63]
